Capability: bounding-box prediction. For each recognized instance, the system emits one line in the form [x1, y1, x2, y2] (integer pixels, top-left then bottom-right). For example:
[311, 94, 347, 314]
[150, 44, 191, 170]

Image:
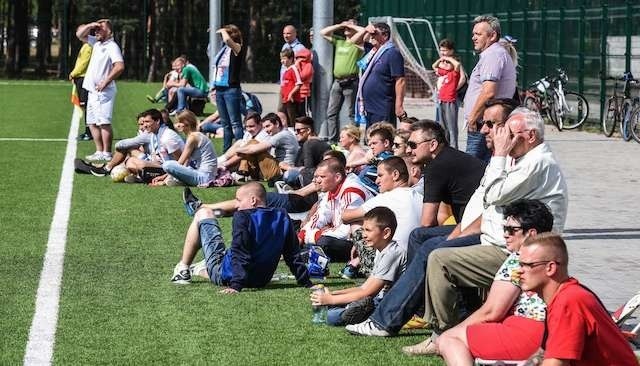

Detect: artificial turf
[0, 81, 443, 365]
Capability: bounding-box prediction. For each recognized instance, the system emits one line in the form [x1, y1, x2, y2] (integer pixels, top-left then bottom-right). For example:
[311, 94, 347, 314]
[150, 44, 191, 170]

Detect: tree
[36, 0, 53, 75]
[5, 0, 30, 76]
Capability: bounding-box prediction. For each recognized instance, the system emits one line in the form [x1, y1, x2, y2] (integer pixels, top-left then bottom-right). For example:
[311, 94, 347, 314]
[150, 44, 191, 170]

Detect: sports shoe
[401, 335, 438, 356]
[170, 264, 191, 284]
[102, 152, 112, 161]
[165, 176, 184, 186]
[341, 296, 375, 325]
[77, 132, 93, 141]
[231, 172, 253, 184]
[345, 319, 391, 337]
[90, 165, 110, 177]
[182, 187, 202, 217]
[402, 315, 430, 330]
[124, 174, 142, 184]
[145, 94, 156, 103]
[85, 151, 104, 162]
[189, 259, 207, 277]
[340, 264, 358, 280]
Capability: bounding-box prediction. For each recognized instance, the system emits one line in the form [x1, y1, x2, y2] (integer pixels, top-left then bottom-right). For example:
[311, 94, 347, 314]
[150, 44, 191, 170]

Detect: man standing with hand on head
[76, 19, 125, 162]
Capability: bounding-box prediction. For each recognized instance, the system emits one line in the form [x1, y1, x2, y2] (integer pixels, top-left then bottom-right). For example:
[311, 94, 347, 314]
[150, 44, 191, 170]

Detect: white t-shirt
[83, 35, 124, 93]
[241, 129, 269, 144]
[359, 187, 422, 250]
[149, 126, 185, 162]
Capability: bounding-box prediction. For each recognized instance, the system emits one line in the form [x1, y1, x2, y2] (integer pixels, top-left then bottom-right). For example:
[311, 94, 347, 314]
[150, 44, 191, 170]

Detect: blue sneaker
[340, 264, 358, 280]
[182, 187, 202, 217]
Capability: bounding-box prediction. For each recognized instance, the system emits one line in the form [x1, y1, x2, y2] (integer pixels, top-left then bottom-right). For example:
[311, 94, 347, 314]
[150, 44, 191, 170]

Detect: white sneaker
[85, 151, 104, 162]
[170, 263, 191, 284]
[101, 152, 112, 161]
[231, 172, 253, 184]
[189, 259, 207, 277]
[345, 319, 391, 337]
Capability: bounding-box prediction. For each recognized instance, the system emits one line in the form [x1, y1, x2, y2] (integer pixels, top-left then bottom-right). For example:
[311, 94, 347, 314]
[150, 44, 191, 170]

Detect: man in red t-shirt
[518, 233, 637, 366]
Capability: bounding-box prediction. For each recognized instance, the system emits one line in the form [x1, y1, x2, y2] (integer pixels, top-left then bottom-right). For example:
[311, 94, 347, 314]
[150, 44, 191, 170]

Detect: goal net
[369, 16, 439, 103]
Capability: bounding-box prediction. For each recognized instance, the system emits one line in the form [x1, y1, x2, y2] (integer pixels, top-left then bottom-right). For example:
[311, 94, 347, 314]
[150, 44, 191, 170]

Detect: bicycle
[522, 68, 589, 131]
[601, 72, 639, 140]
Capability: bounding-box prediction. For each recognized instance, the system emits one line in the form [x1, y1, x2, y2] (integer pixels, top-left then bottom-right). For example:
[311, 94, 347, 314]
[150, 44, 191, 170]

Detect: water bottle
[311, 285, 328, 324]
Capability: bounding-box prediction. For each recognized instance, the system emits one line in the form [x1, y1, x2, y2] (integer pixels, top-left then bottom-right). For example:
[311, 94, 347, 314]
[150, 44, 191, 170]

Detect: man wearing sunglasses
[416, 199, 553, 358]
[279, 116, 330, 188]
[518, 234, 638, 365]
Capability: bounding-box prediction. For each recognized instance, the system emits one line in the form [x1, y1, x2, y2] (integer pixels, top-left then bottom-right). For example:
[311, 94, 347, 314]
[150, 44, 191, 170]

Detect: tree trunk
[5, 0, 29, 76]
[36, 0, 53, 75]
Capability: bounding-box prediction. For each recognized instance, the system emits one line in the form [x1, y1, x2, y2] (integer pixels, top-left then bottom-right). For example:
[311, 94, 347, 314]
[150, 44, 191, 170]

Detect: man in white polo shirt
[76, 19, 125, 162]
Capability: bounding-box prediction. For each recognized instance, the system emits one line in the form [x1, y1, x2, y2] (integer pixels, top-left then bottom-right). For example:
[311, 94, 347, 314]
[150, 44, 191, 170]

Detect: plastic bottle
[311, 285, 328, 324]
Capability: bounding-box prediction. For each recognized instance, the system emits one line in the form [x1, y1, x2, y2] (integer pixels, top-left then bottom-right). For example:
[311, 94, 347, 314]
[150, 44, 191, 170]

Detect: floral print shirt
[494, 252, 546, 321]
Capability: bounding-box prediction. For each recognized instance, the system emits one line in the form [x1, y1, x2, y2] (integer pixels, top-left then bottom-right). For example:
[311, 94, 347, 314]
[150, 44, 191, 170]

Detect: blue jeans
[200, 121, 223, 135]
[162, 160, 215, 186]
[283, 169, 302, 187]
[199, 218, 227, 285]
[327, 297, 382, 326]
[370, 225, 481, 333]
[216, 87, 244, 152]
[176, 86, 207, 112]
[465, 130, 491, 163]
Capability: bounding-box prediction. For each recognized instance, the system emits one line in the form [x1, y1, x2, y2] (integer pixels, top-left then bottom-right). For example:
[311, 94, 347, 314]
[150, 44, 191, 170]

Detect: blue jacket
[223, 207, 311, 291]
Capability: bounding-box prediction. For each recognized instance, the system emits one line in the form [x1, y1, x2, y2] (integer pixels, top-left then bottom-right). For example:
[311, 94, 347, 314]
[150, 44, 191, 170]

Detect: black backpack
[241, 91, 263, 115]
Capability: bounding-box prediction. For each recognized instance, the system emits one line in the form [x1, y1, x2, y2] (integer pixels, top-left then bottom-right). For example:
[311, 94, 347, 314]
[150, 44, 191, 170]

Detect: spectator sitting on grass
[340, 124, 367, 174]
[298, 157, 372, 262]
[311, 207, 406, 326]
[150, 110, 217, 187]
[233, 113, 299, 182]
[171, 182, 312, 294]
[146, 59, 181, 104]
[352, 122, 395, 194]
[90, 109, 183, 182]
[216, 112, 269, 172]
[341, 157, 422, 278]
[279, 116, 330, 188]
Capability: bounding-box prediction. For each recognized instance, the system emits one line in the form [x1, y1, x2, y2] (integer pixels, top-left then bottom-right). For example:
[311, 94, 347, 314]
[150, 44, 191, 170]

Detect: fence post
[599, 0, 608, 124]
[522, 5, 528, 88]
[540, 0, 547, 76]
[624, 0, 632, 73]
[558, 0, 565, 70]
[578, 0, 585, 95]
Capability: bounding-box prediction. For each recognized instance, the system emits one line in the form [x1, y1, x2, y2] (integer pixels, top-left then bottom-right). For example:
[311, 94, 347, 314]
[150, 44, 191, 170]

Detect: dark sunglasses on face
[406, 139, 433, 150]
[393, 142, 404, 148]
[503, 225, 524, 236]
[519, 260, 552, 270]
[295, 127, 309, 135]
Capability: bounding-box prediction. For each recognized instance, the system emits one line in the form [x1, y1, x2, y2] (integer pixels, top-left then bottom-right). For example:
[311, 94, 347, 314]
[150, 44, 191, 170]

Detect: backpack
[241, 91, 263, 115]
[456, 74, 469, 101]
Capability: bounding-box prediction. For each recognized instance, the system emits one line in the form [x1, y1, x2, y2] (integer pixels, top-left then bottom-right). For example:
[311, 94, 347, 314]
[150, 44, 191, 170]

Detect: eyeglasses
[503, 225, 524, 236]
[519, 260, 552, 270]
[482, 120, 504, 129]
[392, 142, 405, 148]
[406, 139, 434, 150]
[295, 127, 309, 135]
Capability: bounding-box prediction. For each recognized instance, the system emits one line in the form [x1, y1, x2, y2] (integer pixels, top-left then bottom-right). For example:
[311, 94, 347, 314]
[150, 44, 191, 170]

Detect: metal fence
[361, 0, 640, 125]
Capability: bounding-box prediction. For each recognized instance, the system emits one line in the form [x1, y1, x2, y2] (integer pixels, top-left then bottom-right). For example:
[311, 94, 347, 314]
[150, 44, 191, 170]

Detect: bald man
[279, 25, 308, 110]
[171, 182, 312, 293]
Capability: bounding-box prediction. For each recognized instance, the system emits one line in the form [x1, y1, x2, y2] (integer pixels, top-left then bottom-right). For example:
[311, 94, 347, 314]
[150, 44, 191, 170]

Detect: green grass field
[0, 81, 443, 365]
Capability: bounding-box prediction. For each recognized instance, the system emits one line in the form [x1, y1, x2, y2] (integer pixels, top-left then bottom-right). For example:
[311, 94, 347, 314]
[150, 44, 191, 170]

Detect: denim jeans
[199, 218, 227, 285]
[370, 225, 481, 333]
[216, 87, 244, 152]
[327, 296, 381, 326]
[176, 86, 207, 112]
[283, 169, 302, 187]
[200, 121, 223, 135]
[326, 79, 356, 142]
[162, 160, 214, 186]
[465, 130, 491, 163]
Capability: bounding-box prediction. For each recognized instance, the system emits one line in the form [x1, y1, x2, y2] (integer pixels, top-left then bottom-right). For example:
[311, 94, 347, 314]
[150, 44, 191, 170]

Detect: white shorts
[86, 90, 116, 125]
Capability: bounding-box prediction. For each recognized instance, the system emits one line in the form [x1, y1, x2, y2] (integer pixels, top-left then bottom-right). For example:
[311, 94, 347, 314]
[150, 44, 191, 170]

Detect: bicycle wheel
[560, 92, 589, 129]
[630, 107, 640, 143]
[547, 92, 562, 130]
[621, 102, 633, 141]
[523, 96, 540, 112]
[601, 98, 617, 137]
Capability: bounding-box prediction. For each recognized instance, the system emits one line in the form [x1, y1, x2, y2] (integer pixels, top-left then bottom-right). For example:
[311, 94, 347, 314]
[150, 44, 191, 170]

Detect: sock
[177, 262, 189, 271]
[217, 155, 227, 165]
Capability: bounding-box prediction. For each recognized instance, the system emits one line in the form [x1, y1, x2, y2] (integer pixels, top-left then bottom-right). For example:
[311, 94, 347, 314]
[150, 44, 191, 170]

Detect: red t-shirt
[544, 278, 637, 365]
[436, 66, 460, 102]
[280, 65, 303, 103]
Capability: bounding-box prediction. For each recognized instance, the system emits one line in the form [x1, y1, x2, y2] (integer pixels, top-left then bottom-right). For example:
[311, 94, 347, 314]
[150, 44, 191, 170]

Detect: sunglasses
[519, 260, 552, 270]
[392, 142, 405, 148]
[482, 120, 504, 129]
[406, 139, 434, 150]
[295, 127, 309, 135]
[503, 225, 524, 235]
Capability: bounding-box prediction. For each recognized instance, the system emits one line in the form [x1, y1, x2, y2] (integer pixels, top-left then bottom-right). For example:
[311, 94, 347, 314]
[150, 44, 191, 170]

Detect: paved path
[245, 84, 640, 310]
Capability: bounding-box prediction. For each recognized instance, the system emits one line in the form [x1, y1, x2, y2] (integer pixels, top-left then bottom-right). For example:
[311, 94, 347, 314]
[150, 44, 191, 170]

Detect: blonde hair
[177, 110, 198, 132]
[341, 124, 361, 141]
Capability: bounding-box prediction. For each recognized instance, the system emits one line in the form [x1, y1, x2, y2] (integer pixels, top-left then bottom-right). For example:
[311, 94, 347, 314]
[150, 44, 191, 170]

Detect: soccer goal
[369, 16, 440, 103]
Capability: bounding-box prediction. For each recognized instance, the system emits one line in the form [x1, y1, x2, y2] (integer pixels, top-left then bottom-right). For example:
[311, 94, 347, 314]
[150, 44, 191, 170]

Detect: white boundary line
[0, 138, 67, 142]
[0, 81, 68, 87]
[23, 106, 80, 366]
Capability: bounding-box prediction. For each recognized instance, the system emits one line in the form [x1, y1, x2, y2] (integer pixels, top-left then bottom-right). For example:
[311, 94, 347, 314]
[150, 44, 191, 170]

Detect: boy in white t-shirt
[310, 206, 407, 326]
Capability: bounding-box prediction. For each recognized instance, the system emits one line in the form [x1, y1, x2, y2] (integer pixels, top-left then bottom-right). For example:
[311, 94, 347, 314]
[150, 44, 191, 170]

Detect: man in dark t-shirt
[280, 116, 330, 187]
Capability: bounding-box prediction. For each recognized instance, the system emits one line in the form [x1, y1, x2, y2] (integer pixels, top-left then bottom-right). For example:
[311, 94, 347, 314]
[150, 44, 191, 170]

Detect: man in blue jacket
[171, 181, 312, 293]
